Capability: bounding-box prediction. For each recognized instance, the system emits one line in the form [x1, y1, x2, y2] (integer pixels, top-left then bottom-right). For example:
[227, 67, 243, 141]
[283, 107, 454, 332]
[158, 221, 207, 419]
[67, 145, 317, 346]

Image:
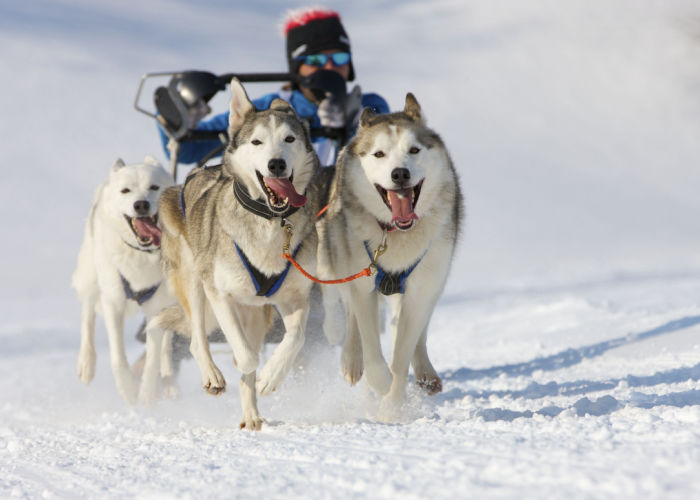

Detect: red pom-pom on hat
[283, 8, 340, 35]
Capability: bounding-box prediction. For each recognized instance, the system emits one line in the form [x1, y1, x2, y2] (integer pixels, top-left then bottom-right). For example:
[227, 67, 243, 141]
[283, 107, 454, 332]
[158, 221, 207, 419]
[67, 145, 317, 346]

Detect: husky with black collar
[72, 156, 175, 404]
[148, 78, 319, 429]
[317, 94, 463, 420]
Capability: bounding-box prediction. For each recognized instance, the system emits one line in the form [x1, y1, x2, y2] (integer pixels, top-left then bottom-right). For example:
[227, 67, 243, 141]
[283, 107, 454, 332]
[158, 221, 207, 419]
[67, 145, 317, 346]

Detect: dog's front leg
[256, 300, 308, 395]
[239, 371, 263, 430]
[189, 283, 226, 395]
[412, 326, 442, 395]
[204, 286, 259, 375]
[351, 288, 392, 396]
[101, 297, 137, 404]
[77, 296, 97, 385]
[379, 295, 437, 421]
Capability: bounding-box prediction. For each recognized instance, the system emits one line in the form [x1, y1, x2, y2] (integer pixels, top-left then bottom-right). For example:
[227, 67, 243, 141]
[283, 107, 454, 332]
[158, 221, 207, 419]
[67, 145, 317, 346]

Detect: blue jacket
[159, 89, 389, 166]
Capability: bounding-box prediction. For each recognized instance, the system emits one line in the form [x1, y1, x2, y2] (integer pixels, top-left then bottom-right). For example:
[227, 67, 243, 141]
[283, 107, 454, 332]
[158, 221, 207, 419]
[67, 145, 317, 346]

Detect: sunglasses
[295, 52, 351, 67]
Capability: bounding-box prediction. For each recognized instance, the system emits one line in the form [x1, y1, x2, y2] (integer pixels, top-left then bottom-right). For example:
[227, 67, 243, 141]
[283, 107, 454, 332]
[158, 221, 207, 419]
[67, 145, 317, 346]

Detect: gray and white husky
[147, 78, 320, 429]
[72, 156, 175, 404]
[317, 94, 463, 420]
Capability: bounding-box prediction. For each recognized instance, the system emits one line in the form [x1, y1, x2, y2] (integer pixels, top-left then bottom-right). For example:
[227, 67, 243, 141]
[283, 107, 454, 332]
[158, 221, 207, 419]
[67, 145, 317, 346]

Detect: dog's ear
[359, 107, 375, 128]
[111, 158, 126, 173]
[270, 98, 296, 115]
[404, 93, 424, 124]
[228, 78, 255, 135]
[143, 155, 161, 168]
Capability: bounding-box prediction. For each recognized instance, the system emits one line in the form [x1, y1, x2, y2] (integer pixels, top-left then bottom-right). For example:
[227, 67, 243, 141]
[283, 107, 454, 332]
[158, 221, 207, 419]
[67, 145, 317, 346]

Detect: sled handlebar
[134, 70, 297, 121]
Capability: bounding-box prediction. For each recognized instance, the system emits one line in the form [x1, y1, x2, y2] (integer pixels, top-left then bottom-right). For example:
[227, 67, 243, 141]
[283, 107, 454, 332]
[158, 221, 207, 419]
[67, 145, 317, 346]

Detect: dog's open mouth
[375, 180, 423, 231]
[124, 214, 161, 247]
[256, 171, 307, 213]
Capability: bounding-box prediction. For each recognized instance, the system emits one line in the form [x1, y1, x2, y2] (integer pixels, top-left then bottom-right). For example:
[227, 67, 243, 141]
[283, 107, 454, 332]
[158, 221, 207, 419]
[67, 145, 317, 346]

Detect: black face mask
[298, 70, 347, 106]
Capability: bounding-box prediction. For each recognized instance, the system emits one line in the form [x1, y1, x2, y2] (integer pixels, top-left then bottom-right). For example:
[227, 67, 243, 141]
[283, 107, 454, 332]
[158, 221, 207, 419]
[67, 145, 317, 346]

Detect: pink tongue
[133, 217, 162, 246]
[388, 189, 418, 224]
[264, 177, 307, 207]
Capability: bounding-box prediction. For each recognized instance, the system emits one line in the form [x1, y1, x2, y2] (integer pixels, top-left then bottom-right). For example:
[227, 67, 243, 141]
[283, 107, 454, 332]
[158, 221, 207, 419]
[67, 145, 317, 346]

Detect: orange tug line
[281, 219, 387, 285]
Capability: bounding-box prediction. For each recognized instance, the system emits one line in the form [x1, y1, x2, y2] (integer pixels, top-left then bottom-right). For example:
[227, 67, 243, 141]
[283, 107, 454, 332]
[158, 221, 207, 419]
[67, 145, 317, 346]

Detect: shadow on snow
[435, 315, 700, 421]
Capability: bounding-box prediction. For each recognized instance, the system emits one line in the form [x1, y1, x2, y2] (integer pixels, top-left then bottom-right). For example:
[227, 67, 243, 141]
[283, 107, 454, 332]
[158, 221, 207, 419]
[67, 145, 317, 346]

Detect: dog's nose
[133, 200, 150, 216]
[391, 167, 411, 187]
[267, 158, 287, 177]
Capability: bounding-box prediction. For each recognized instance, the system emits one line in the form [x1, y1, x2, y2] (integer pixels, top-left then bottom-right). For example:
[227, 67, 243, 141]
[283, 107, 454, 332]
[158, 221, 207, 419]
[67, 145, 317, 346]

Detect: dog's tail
[158, 186, 191, 315]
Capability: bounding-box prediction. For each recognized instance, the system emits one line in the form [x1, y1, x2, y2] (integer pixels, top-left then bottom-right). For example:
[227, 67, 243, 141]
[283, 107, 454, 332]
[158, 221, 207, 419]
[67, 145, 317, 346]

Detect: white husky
[318, 94, 463, 420]
[72, 156, 174, 404]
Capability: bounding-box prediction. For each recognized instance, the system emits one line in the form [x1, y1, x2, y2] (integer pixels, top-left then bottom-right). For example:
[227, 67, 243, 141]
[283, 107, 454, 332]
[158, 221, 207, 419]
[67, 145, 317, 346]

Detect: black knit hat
[284, 9, 355, 82]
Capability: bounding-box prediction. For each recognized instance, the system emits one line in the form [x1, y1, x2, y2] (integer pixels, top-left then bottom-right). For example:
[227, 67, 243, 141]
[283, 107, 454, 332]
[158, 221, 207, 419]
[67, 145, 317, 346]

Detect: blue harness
[234, 242, 302, 297]
[363, 241, 424, 295]
[120, 274, 159, 305]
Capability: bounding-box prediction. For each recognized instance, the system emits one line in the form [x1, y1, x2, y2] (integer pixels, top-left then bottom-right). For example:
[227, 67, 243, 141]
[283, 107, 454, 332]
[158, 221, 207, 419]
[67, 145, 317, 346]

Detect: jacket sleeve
[361, 93, 390, 115]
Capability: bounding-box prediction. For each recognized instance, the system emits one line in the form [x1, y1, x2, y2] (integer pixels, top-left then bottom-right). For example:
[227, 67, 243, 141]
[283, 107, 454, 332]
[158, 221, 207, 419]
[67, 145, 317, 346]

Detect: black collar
[233, 178, 302, 223]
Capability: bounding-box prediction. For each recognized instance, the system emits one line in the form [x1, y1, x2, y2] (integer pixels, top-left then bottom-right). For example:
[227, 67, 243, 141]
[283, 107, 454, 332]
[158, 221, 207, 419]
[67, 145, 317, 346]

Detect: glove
[345, 85, 363, 129]
[317, 93, 345, 128]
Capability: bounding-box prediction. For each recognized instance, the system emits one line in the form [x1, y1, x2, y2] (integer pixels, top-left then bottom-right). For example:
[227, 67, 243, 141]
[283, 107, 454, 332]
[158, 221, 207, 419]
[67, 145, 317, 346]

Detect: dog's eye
[373, 151, 385, 158]
[284, 136, 295, 143]
[409, 146, 421, 154]
[251, 139, 262, 146]
[149, 185, 159, 191]
[121, 188, 131, 194]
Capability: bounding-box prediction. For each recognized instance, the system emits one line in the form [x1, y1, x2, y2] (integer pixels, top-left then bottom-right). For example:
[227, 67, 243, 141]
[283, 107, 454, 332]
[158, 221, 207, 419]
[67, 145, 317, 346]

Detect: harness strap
[234, 241, 302, 297]
[122, 240, 158, 253]
[120, 274, 160, 305]
[363, 241, 424, 295]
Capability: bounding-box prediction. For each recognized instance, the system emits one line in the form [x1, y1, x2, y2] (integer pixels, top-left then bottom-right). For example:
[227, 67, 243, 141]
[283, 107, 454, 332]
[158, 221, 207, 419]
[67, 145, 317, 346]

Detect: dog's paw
[377, 395, 409, 423]
[256, 362, 285, 396]
[416, 375, 442, 395]
[365, 362, 392, 396]
[113, 365, 138, 405]
[341, 349, 363, 386]
[239, 413, 264, 431]
[76, 349, 96, 385]
[202, 364, 226, 396]
[161, 375, 181, 400]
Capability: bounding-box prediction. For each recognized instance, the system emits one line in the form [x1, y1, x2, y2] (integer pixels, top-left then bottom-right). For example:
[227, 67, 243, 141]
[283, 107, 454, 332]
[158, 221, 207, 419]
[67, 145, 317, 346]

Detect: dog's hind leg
[189, 284, 227, 395]
[77, 297, 97, 385]
[321, 285, 346, 345]
[256, 299, 308, 396]
[341, 309, 363, 386]
[102, 298, 137, 405]
[138, 322, 163, 405]
[412, 326, 442, 395]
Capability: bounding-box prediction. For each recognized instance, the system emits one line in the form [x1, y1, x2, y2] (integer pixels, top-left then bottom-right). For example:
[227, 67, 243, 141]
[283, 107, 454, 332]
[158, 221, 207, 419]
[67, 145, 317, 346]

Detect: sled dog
[318, 94, 463, 420]
[73, 156, 175, 404]
[149, 78, 319, 429]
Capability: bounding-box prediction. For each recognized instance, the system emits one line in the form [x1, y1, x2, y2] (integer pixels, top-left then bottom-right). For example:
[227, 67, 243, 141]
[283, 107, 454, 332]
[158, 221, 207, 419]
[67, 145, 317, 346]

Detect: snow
[2, 0, 700, 498]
